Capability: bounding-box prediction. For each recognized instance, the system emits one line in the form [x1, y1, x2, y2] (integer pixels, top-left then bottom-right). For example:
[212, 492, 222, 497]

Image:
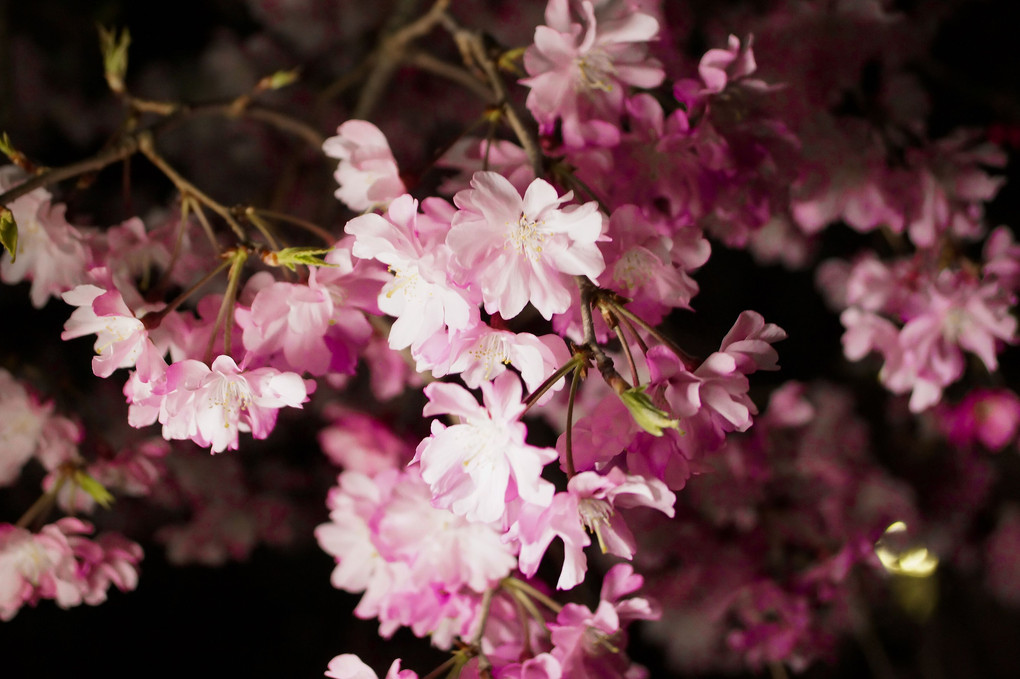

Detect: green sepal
[267, 247, 336, 271]
[0, 208, 17, 263]
[73, 470, 115, 509]
[618, 385, 681, 437]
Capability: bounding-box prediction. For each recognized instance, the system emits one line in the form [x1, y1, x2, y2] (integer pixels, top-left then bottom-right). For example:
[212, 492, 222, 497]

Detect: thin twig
[564, 365, 582, 477]
[405, 49, 494, 102]
[613, 323, 640, 387]
[354, 0, 452, 119]
[470, 588, 496, 677]
[502, 577, 563, 614]
[137, 131, 248, 242]
[522, 352, 583, 412]
[0, 133, 143, 207]
[252, 207, 335, 245]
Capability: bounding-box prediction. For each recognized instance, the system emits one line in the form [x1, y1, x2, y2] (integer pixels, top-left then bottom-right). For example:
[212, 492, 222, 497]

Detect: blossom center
[505, 214, 550, 262]
[575, 49, 615, 93]
[470, 334, 512, 380]
[211, 376, 253, 420]
[578, 497, 614, 553]
[614, 248, 657, 289]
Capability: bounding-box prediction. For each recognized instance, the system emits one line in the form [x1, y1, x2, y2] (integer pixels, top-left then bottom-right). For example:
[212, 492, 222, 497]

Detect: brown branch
[0, 133, 143, 207]
[405, 49, 494, 102]
[354, 0, 452, 119]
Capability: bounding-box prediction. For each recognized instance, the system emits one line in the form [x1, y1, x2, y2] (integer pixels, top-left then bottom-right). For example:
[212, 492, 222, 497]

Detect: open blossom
[159, 355, 308, 453]
[448, 172, 605, 320]
[0, 368, 54, 486]
[0, 519, 141, 620]
[414, 371, 557, 524]
[438, 325, 571, 398]
[324, 120, 406, 212]
[0, 166, 89, 308]
[61, 283, 157, 378]
[521, 0, 664, 147]
[346, 194, 478, 357]
[316, 467, 515, 646]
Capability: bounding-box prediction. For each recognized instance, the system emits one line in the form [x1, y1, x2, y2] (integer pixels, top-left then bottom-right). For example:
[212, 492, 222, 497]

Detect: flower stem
[564, 363, 583, 477]
[522, 352, 584, 413]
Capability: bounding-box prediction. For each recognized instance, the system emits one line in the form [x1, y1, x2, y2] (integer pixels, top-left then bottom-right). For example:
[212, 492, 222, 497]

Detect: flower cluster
[0, 0, 1017, 677]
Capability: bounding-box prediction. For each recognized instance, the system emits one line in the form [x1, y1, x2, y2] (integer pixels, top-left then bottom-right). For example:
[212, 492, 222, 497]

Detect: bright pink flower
[568, 467, 675, 559]
[438, 138, 535, 196]
[498, 653, 563, 679]
[937, 388, 1020, 451]
[521, 0, 664, 147]
[86, 216, 172, 310]
[439, 325, 571, 397]
[61, 284, 157, 378]
[601, 205, 709, 324]
[316, 468, 515, 646]
[0, 519, 141, 620]
[159, 355, 307, 453]
[0, 166, 90, 307]
[415, 371, 557, 523]
[238, 279, 339, 375]
[318, 405, 414, 473]
[346, 194, 479, 355]
[324, 120, 406, 212]
[512, 492, 591, 590]
[699, 34, 761, 94]
[448, 172, 605, 320]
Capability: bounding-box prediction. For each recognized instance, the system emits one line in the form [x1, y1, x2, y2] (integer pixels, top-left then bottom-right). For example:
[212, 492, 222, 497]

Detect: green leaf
[618, 385, 681, 437]
[0, 208, 17, 263]
[73, 470, 115, 509]
[267, 247, 337, 271]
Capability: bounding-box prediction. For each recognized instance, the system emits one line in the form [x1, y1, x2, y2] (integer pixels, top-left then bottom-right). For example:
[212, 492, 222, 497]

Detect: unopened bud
[618, 386, 681, 437]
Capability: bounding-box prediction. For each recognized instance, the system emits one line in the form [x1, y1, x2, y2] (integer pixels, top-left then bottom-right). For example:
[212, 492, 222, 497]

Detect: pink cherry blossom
[0, 368, 54, 486]
[323, 120, 406, 212]
[521, 0, 664, 148]
[159, 355, 308, 453]
[414, 371, 557, 524]
[0, 166, 89, 308]
[937, 388, 1020, 451]
[61, 283, 157, 378]
[438, 325, 571, 397]
[346, 194, 479, 357]
[448, 172, 605, 320]
[568, 467, 675, 559]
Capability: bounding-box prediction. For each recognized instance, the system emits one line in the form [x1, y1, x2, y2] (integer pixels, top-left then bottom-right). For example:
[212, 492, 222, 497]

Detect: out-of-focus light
[875, 521, 939, 577]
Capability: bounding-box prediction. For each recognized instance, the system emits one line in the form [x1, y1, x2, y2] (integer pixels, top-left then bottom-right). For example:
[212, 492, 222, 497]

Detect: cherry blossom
[521, 0, 664, 148]
[324, 120, 406, 212]
[415, 371, 557, 523]
[448, 172, 605, 320]
[158, 355, 308, 453]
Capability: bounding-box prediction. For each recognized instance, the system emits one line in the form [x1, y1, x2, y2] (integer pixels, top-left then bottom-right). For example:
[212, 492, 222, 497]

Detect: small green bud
[0, 132, 32, 170]
[98, 25, 131, 94]
[264, 246, 336, 271]
[73, 470, 115, 509]
[618, 386, 681, 437]
[0, 208, 17, 263]
[258, 68, 301, 91]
